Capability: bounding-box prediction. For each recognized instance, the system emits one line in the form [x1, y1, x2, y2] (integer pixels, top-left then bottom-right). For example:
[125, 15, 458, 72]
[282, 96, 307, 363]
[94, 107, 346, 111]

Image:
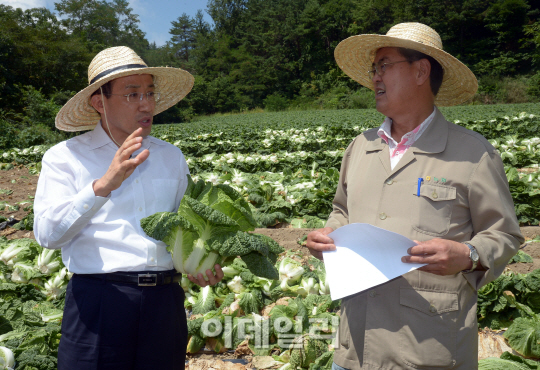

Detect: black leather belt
[77, 271, 182, 286]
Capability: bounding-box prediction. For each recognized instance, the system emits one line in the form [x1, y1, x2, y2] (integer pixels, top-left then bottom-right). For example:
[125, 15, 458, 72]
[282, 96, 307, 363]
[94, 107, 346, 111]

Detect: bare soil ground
[2, 165, 540, 368]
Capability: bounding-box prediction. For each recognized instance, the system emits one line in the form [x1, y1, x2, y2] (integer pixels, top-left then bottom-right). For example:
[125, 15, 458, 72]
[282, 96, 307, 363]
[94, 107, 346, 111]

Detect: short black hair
[396, 47, 444, 96]
[91, 81, 113, 99]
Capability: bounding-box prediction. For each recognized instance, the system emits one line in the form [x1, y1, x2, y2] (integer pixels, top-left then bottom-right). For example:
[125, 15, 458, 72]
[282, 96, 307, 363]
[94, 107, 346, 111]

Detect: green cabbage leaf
[141, 175, 284, 280]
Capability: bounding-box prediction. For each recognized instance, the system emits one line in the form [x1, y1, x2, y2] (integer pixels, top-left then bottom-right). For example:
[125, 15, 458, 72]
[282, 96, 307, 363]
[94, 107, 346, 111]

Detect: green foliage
[238, 289, 263, 314]
[0, 5, 90, 112]
[474, 53, 526, 77]
[0, 119, 18, 151]
[505, 315, 540, 358]
[0, 240, 66, 370]
[16, 85, 61, 130]
[502, 291, 540, 359]
[527, 72, 540, 98]
[7, 105, 540, 224]
[479, 357, 535, 370]
[525, 20, 540, 68]
[14, 346, 58, 370]
[264, 93, 289, 112]
[54, 0, 148, 54]
[16, 125, 66, 149]
[500, 351, 540, 369]
[0, 83, 70, 151]
[0, 0, 539, 129]
[478, 270, 540, 330]
[510, 250, 534, 264]
[475, 76, 534, 105]
[192, 286, 217, 315]
[288, 333, 328, 369]
[310, 351, 335, 370]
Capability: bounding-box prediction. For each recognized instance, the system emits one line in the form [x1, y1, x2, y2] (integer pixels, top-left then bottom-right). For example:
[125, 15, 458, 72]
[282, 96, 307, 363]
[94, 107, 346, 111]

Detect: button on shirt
[34, 122, 190, 274]
[377, 108, 436, 170]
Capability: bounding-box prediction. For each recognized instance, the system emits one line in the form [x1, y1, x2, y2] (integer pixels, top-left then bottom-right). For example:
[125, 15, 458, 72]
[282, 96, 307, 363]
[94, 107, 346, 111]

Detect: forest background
[2, 0, 540, 149]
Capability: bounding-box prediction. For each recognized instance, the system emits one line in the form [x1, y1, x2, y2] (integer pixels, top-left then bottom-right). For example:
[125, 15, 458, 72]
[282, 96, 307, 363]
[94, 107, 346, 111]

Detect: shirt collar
[88, 121, 165, 151]
[377, 107, 436, 146]
[89, 121, 114, 151]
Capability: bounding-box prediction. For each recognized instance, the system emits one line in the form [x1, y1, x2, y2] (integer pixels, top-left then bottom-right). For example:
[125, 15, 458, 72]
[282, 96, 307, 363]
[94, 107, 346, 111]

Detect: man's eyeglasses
[367, 60, 409, 79]
[108, 92, 161, 103]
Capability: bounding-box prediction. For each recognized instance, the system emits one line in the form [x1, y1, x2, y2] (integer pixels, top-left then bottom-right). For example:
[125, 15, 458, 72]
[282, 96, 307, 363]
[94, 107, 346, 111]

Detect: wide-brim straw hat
[56, 46, 195, 131]
[334, 22, 478, 106]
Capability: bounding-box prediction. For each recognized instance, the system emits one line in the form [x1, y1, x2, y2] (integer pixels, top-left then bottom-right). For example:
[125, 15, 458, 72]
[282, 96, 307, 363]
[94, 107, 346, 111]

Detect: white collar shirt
[34, 122, 190, 274]
[377, 108, 436, 170]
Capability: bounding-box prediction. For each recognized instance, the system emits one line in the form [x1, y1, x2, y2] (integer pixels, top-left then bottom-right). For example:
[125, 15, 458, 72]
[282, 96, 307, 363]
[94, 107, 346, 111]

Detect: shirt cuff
[76, 180, 110, 214]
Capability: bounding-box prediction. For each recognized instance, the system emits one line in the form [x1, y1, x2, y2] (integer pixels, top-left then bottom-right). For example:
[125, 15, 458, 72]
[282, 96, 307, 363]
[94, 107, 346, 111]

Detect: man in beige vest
[306, 23, 523, 369]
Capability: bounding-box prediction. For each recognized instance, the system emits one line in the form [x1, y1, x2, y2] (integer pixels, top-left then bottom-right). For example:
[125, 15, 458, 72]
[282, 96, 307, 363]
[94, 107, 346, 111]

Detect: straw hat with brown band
[334, 22, 478, 106]
[56, 46, 195, 132]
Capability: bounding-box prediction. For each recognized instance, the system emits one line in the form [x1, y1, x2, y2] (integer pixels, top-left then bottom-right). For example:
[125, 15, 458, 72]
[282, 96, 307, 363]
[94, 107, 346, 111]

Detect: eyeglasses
[367, 60, 409, 79]
[108, 92, 161, 103]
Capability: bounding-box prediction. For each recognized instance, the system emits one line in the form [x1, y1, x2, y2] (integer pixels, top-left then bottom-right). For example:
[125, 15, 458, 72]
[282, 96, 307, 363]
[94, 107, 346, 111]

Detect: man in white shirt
[34, 46, 222, 369]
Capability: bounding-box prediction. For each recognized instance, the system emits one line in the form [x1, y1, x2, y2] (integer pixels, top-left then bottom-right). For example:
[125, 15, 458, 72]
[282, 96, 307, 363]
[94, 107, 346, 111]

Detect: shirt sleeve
[33, 148, 109, 249]
[173, 150, 190, 210]
[464, 150, 524, 289]
[325, 139, 358, 230]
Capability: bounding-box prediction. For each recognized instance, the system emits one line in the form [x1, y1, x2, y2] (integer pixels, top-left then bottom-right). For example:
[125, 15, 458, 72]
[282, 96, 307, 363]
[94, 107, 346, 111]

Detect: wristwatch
[463, 243, 479, 273]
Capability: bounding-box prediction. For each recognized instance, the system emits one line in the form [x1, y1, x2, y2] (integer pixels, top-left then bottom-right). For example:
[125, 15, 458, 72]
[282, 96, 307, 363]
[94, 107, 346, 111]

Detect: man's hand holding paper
[306, 227, 335, 260]
[306, 223, 426, 300]
[402, 238, 481, 275]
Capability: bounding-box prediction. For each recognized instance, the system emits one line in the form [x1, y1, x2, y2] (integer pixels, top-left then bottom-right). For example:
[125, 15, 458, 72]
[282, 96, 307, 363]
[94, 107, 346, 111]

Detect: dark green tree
[0, 5, 90, 113]
[55, 0, 148, 53]
[169, 13, 196, 63]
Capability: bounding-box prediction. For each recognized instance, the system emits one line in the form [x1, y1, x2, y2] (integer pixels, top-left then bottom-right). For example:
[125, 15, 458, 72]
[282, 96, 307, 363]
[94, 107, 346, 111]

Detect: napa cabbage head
[0, 346, 14, 370]
[36, 248, 63, 275]
[142, 176, 284, 280]
[278, 257, 304, 290]
[0, 238, 39, 267]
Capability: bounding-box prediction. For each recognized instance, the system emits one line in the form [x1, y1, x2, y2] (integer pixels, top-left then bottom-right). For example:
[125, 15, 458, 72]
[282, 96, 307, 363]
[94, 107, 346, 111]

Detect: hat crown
[87, 46, 148, 85]
[386, 22, 443, 50]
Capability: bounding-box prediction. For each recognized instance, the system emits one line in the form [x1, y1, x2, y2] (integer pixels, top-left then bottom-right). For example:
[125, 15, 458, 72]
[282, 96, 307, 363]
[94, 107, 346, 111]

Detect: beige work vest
[327, 109, 523, 369]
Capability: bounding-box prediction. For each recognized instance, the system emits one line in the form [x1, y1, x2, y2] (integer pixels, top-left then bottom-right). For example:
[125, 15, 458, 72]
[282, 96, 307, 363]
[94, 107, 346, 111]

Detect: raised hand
[93, 128, 150, 197]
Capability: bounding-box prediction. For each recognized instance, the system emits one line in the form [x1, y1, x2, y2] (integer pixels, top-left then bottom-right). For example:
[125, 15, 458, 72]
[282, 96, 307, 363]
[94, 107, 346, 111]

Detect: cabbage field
[1, 104, 540, 369]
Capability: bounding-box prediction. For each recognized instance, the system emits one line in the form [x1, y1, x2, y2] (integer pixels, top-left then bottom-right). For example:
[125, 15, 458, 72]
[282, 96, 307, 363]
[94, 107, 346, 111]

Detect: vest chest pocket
[411, 183, 456, 237]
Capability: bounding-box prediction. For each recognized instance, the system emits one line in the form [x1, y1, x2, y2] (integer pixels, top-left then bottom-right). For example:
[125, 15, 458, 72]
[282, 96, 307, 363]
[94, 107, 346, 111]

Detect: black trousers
[58, 272, 188, 370]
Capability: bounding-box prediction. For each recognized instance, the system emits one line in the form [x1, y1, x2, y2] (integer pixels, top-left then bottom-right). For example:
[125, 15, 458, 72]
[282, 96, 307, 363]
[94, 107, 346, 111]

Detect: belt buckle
[138, 274, 157, 286]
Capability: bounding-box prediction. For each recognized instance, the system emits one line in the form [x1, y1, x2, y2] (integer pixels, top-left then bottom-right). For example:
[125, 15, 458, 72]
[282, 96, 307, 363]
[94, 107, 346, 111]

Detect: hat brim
[334, 34, 478, 106]
[55, 66, 195, 132]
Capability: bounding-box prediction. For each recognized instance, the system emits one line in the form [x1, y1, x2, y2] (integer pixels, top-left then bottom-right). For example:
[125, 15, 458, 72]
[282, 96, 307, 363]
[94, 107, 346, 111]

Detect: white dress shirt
[34, 122, 190, 274]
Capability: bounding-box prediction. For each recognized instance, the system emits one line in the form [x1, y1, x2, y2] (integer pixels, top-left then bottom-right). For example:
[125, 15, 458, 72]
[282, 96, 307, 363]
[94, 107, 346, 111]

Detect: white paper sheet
[324, 223, 425, 300]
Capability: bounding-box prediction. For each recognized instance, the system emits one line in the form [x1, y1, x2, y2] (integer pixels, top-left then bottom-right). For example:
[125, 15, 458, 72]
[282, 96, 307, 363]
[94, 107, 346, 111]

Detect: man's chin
[375, 100, 387, 115]
[139, 122, 153, 136]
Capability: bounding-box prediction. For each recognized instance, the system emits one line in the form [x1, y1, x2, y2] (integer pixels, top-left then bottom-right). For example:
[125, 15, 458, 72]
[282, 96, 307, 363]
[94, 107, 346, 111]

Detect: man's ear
[90, 94, 105, 114]
[416, 58, 431, 87]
